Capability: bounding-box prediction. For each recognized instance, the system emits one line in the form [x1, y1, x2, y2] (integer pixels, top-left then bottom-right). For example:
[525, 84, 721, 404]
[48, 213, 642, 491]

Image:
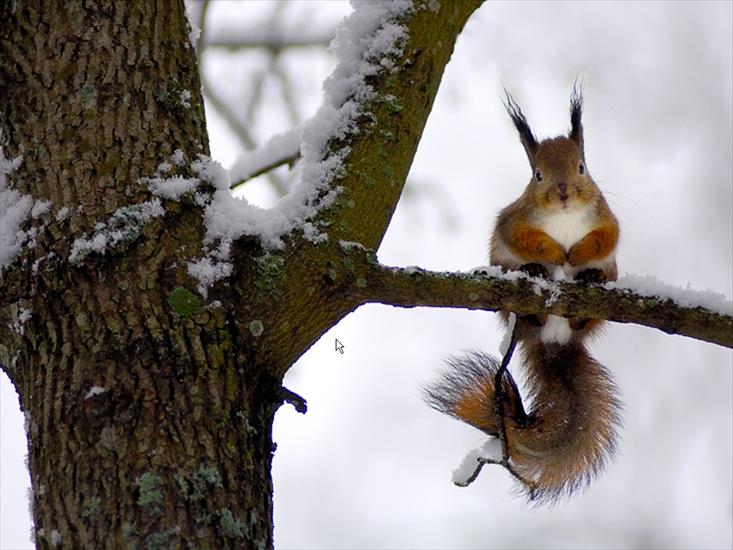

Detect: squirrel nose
[558, 182, 568, 196]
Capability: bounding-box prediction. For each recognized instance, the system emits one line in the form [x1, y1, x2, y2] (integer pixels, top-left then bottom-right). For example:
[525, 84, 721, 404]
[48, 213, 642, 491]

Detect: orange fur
[568, 223, 619, 266]
[507, 224, 566, 265]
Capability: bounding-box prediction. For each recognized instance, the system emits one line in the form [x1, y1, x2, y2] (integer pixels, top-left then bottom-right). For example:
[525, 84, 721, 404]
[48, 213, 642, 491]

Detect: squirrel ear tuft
[569, 81, 584, 157]
[503, 89, 538, 166]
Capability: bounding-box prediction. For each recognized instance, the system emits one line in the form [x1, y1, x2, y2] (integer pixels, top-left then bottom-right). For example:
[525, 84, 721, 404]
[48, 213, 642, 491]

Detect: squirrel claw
[575, 268, 606, 284]
[520, 263, 549, 279]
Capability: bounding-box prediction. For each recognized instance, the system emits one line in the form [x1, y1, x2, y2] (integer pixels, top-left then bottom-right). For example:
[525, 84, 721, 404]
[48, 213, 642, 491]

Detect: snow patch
[69, 199, 164, 264]
[339, 239, 367, 251]
[55, 206, 70, 222]
[452, 438, 502, 486]
[171, 149, 186, 165]
[608, 273, 733, 316]
[179, 89, 192, 109]
[9, 307, 32, 335]
[147, 175, 199, 200]
[31, 200, 51, 218]
[187, 257, 233, 295]
[85, 386, 107, 399]
[0, 141, 33, 271]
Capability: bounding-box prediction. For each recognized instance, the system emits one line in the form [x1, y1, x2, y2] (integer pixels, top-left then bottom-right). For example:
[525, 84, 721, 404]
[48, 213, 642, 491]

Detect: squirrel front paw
[575, 268, 607, 284]
[520, 263, 549, 278]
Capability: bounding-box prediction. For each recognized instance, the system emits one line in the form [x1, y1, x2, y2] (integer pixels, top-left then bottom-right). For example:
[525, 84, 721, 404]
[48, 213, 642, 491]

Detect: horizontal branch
[337, 245, 733, 348]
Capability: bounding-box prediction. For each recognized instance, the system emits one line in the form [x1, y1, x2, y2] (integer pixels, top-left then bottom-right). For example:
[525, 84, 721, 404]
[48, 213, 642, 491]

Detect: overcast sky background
[2, 1, 732, 549]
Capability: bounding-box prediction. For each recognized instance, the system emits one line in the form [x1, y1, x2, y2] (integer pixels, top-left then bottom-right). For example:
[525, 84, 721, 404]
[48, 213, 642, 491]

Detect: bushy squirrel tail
[423, 342, 621, 502]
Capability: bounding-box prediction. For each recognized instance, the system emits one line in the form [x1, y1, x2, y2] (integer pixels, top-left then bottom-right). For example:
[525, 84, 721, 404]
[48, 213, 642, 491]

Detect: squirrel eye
[579, 161, 586, 175]
[534, 169, 543, 182]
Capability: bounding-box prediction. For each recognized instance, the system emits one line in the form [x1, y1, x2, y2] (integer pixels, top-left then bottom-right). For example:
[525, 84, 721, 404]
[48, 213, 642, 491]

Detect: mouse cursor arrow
[335, 339, 344, 354]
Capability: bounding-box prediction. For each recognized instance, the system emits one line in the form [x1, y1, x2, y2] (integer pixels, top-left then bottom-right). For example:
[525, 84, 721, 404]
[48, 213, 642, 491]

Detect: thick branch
[336, 246, 733, 348]
[314, 0, 483, 250]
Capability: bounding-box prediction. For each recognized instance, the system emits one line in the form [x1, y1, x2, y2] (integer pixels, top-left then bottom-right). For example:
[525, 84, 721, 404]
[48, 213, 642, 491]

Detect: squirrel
[424, 87, 622, 502]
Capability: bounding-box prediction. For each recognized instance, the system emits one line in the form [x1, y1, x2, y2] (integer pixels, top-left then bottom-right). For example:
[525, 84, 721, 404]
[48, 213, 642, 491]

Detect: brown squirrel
[425, 87, 622, 502]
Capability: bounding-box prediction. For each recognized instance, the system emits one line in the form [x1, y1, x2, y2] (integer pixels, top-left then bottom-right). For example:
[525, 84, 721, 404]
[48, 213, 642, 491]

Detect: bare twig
[279, 386, 307, 414]
[490, 320, 537, 495]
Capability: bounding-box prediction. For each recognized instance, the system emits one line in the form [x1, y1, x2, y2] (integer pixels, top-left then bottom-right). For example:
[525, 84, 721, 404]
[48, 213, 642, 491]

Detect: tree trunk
[0, 0, 485, 547]
[1, 1, 278, 547]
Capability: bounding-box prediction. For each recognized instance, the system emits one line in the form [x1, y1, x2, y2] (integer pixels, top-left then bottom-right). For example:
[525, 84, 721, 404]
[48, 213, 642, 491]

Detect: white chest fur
[538, 204, 596, 345]
[539, 206, 594, 250]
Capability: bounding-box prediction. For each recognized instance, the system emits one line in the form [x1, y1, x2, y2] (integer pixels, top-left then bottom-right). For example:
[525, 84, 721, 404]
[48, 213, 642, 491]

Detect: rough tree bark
[0, 1, 482, 548]
[1, 1, 730, 550]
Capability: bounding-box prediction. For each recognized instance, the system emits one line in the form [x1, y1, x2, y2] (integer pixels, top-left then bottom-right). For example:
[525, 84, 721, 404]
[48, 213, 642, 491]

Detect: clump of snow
[55, 207, 70, 222]
[499, 312, 516, 355]
[187, 256, 233, 295]
[9, 307, 32, 335]
[339, 239, 367, 251]
[452, 438, 502, 486]
[148, 175, 199, 200]
[608, 274, 733, 316]
[179, 89, 192, 109]
[31, 200, 51, 218]
[84, 386, 107, 399]
[1, 142, 32, 271]
[69, 199, 164, 264]
[49, 529, 61, 547]
[171, 149, 186, 165]
[229, 125, 303, 185]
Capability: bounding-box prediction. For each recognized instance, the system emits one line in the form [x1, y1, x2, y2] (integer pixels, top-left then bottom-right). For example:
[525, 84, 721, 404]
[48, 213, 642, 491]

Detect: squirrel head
[504, 86, 599, 211]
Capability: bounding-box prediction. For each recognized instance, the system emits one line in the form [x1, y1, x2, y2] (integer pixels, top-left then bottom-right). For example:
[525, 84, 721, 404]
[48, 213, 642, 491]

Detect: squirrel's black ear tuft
[503, 89, 538, 166]
[569, 81, 584, 157]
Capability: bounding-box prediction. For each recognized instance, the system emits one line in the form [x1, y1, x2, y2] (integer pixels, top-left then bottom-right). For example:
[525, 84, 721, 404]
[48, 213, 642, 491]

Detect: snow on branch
[334, 246, 733, 348]
[144, 2, 417, 292]
[0, 136, 51, 273]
